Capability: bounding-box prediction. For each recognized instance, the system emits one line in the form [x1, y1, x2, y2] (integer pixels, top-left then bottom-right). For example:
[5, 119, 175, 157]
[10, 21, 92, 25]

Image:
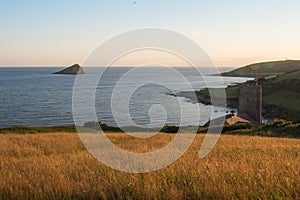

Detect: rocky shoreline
[172, 88, 298, 122]
[171, 90, 238, 108]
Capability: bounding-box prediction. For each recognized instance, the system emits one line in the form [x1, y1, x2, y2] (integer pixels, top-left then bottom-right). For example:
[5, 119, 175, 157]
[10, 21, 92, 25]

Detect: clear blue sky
[0, 0, 300, 67]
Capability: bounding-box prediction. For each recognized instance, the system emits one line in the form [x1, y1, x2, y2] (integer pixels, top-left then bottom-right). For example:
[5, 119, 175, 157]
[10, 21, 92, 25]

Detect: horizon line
[0, 59, 297, 68]
[0, 65, 237, 68]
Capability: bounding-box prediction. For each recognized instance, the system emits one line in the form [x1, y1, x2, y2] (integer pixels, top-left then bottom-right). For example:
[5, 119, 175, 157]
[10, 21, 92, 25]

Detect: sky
[0, 0, 300, 67]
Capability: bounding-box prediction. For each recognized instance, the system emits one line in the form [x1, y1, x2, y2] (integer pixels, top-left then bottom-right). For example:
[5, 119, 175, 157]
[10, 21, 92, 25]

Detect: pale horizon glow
[0, 0, 300, 67]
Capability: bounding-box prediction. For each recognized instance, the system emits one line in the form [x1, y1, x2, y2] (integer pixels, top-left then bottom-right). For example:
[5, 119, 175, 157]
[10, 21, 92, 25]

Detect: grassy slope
[260, 71, 300, 121]
[0, 133, 299, 199]
[221, 60, 300, 77]
[221, 70, 300, 98]
[264, 91, 300, 111]
[274, 70, 300, 82]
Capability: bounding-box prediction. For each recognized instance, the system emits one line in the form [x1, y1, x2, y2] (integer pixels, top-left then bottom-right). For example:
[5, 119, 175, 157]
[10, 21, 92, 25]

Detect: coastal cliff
[173, 61, 300, 122]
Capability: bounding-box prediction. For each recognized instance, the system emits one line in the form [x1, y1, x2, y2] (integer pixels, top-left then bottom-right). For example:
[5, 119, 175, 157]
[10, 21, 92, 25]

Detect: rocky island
[53, 64, 85, 75]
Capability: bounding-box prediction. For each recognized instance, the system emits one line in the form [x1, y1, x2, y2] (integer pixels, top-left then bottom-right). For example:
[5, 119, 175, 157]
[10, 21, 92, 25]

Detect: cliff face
[54, 64, 85, 75]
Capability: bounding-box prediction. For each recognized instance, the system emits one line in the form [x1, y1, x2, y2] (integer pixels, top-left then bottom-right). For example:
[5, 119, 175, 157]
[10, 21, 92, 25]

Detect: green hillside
[221, 60, 300, 77]
[273, 70, 300, 82]
[263, 91, 300, 112]
[193, 69, 300, 122]
[176, 60, 300, 121]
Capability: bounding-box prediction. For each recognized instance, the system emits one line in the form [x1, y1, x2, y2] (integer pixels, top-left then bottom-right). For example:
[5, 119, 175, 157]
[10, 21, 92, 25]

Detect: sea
[0, 67, 252, 128]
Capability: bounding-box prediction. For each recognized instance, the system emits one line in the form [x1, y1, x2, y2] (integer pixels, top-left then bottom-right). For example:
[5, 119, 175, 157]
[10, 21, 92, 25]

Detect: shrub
[260, 119, 300, 137]
[222, 123, 253, 133]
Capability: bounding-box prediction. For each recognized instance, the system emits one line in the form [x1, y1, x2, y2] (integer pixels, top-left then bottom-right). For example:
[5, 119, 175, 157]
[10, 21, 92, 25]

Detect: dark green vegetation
[0, 124, 185, 135]
[218, 119, 300, 138]
[221, 60, 300, 77]
[259, 119, 300, 138]
[194, 86, 239, 108]
[0, 124, 182, 134]
[0, 125, 77, 134]
[273, 70, 300, 82]
[1, 119, 299, 138]
[198, 119, 300, 138]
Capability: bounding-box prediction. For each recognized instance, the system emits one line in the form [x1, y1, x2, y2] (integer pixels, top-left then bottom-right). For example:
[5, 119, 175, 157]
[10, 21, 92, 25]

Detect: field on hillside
[0, 133, 299, 199]
[274, 71, 300, 82]
[221, 60, 300, 77]
[264, 91, 300, 112]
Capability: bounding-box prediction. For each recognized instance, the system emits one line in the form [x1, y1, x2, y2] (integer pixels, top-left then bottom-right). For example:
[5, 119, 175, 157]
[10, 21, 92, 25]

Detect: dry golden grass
[0, 133, 299, 199]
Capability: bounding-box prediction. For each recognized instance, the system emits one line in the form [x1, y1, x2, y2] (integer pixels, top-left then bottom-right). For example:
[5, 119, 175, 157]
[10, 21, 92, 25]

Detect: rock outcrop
[54, 64, 85, 75]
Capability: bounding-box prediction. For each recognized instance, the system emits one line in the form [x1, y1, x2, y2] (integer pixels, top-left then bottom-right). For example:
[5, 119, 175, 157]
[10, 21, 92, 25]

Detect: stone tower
[238, 84, 262, 126]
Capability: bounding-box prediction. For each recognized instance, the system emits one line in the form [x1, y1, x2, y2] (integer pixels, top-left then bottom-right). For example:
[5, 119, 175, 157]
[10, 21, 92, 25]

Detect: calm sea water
[0, 67, 251, 128]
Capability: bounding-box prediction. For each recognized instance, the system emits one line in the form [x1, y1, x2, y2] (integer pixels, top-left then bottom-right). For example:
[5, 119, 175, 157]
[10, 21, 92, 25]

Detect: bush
[222, 123, 253, 133]
[161, 126, 179, 133]
[259, 119, 300, 137]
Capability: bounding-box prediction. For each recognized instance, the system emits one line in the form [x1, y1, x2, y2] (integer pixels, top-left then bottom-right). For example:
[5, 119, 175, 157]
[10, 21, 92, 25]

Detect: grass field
[0, 133, 299, 199]
[263, 91, 300, 112]
[274, 71, 300, 83]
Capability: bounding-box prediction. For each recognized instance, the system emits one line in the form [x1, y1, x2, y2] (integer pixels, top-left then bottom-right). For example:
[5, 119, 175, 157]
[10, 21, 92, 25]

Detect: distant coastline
[174, 60, 300, 122]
